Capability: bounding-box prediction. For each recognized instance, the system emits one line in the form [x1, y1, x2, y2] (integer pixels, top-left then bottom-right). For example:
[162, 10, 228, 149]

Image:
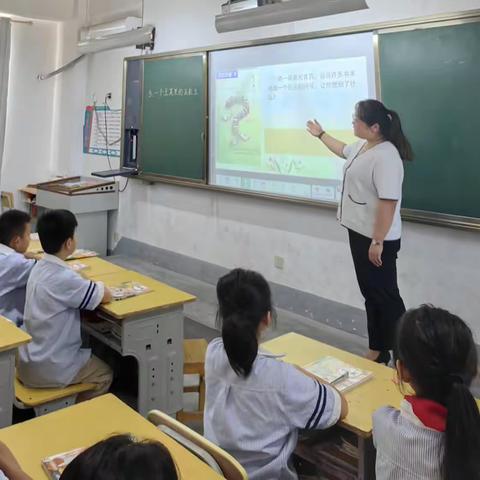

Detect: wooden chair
[177, 338, 208, 423]
[148, 409, 248, 480]
[14, 377, 95, 416]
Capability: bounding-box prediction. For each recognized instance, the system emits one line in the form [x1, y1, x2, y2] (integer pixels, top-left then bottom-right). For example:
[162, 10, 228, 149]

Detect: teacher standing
[307, 100, 413, 365]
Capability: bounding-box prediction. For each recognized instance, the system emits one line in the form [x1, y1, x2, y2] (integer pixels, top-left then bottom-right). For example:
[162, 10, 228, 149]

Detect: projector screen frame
[124, 9, 480, 231]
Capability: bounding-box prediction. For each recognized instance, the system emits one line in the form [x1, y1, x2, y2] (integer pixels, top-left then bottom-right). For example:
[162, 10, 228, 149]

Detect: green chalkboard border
[122, 9, 480, 231]
[139, 52, 208, 183]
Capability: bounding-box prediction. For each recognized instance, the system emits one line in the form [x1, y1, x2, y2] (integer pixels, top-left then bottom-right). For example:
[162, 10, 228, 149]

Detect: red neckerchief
[404, 396, 447, 432]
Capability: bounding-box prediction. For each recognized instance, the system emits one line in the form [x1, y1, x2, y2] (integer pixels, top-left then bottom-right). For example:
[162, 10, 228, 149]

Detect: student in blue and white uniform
[373, 305, 480, 480]
[204, 268, 348, 480]
[18, 210, 113, 401]
[0, 210, 37, 326]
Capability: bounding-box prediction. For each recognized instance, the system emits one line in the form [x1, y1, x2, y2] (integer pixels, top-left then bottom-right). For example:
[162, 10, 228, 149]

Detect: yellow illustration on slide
[222, 95, 251, 146]
[215, 57, 368, 180]
[217, 72, 262, 167]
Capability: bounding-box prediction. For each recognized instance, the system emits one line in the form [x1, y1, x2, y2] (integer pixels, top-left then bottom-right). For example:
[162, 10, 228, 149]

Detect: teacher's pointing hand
[306, 119, 324, 137]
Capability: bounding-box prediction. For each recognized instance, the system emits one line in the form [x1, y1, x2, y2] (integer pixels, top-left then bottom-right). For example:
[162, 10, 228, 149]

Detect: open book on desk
[303, 356, 373, 393]
[109, 281, 152, 301]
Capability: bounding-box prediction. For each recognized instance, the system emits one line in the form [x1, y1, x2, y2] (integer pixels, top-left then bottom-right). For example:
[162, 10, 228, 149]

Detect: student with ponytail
[204, 268, 348, 480]
[373, 305, 480, 480]
[307, 100, 413, 364]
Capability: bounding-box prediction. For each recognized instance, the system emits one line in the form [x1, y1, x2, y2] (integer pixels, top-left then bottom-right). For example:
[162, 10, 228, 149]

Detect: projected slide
[209, 32, 376, 202]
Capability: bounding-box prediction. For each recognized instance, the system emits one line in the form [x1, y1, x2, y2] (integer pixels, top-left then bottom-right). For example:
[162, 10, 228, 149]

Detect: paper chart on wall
[83, 105, 121, 157]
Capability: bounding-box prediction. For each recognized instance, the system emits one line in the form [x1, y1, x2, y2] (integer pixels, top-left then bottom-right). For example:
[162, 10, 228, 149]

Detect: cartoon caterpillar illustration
[222, 95, 250, 146]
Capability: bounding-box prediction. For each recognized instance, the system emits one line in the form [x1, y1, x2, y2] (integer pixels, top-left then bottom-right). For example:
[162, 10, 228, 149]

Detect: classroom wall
[143, 0, 480, 50]
[0, 20, 59, 208]
[0, 0, 76, 21]
[85, 0, 143, 25]
[51, 0, 137, 177]
[57, 0, 480, 340]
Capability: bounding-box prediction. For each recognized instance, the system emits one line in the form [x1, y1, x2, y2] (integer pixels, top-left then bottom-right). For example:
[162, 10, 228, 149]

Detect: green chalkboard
[379, 21, 480, 219]
[140, 53, 207, 181]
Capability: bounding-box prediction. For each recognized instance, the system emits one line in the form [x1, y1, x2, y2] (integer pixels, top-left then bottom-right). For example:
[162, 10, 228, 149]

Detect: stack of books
[303, 356, 373, 393]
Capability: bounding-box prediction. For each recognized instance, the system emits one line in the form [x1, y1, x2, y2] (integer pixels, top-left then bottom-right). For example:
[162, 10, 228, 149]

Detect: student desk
[0, 393, 224, 479]
[27, 238, 43, 254]
[262, 332, 404, 480]
[82, 271, 196, 417]
[0, 317, 31, 428]
[66, 256, 126, 278]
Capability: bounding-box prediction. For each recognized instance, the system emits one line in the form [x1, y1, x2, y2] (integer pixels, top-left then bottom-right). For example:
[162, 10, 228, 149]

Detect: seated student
[0, 210, 37, 326]
[0, 440, 32, 480]
[60, 434, 178, 480]
[373, 305, 480, 480]
[17, 210, 113, 400]
[204, 268, 348, 480]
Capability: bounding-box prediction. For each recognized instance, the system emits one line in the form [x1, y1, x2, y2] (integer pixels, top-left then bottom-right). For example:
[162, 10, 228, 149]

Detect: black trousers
[348, 229, 406, 351]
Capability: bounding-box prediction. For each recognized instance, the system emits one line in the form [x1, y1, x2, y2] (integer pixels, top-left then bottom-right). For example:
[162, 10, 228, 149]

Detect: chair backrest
[147, 410, 248, 480]
[158, 424, 223, 474]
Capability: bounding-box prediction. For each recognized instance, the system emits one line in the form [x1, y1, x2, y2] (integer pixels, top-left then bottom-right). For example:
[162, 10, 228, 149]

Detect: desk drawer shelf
[295, 427, 366, 480]
[82, 322, 122, 354]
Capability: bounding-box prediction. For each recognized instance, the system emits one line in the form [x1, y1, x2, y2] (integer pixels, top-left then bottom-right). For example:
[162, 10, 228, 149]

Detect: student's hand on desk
[0, 441, 33, 480]
[368, 243, 383, 267]
[7, 469, 33, 480]
[102, 287, 113, 304]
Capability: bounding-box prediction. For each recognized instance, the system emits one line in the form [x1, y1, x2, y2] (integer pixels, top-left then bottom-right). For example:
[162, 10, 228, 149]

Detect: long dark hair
[60, 434, 178, 480]
[356, 99, 414, 161]
[216, 268, 275, 378]
[394, 305, 480, 480]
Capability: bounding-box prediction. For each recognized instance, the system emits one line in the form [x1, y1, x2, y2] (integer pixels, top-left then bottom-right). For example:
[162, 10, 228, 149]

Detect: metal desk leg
[358, 435, 376, 480]
[121, 307, 184, 417]
[0, 350, 15, 428]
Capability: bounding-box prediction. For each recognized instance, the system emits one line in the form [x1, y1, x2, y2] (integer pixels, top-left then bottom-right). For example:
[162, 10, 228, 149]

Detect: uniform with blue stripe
[204, 338, 342, 480]
[18, 254, 105, 388]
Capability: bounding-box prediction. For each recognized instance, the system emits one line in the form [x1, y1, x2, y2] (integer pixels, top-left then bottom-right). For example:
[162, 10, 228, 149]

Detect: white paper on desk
[67, 249, 98, 260]
[69, 262, 90, 272]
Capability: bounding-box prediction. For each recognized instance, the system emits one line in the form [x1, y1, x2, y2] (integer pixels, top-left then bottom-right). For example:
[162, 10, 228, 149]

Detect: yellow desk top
[27, 237, 99, 261]
[0, 316, 31, 353]
[95, 271, 196, 320]
[0, 394, 224, 480]
[27, 239, 43, 254]
[67, 257, 126, 279]
[262, 332, 403, 437]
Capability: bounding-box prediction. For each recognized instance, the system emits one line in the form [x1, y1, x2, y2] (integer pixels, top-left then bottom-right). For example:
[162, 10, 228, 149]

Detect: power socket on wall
[274, 255, 284, 270]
